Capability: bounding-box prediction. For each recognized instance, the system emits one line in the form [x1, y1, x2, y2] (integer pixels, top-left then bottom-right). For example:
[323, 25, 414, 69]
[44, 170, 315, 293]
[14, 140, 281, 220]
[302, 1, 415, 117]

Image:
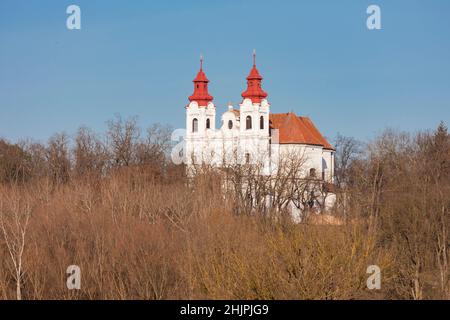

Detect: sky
[0, 0, 449, 143]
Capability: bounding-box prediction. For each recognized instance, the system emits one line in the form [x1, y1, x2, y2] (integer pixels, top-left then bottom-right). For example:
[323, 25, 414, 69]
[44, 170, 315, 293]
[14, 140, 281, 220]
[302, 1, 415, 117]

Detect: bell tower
[239, 51, 270, 165]
[185, 56, 216, 166]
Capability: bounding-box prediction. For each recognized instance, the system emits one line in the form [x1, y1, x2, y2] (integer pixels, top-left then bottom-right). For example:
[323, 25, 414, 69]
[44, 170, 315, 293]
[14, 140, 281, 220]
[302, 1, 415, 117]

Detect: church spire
[241, 50, 268, 103]
[189, 55, 213, 106]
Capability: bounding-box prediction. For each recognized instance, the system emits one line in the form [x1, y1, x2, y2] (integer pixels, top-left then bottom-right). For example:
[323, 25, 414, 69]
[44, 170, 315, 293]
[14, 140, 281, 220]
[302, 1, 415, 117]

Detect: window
[260, 116, 264, 130]
[206, 118, 210, 129]
[309, 168, 316, 178]
[245, 153, 250, 164]
[246, 116, 252, 130]
[228, 120, 233, 129]
[192, 118, 198, 133]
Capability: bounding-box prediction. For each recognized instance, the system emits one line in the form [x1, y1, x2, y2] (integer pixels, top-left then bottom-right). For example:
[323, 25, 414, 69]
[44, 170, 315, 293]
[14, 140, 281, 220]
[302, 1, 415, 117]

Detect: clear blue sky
[1, 0, 449, 143]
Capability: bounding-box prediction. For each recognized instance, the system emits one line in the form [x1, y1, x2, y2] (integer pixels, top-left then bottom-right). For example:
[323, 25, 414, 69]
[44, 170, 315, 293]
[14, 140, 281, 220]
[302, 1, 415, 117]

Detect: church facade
[185, 54, 335, 186]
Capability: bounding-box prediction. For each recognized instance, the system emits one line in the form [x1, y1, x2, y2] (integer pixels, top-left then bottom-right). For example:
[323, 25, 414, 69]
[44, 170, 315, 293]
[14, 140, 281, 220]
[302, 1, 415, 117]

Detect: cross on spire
[200, 54, 204, 70]
[253, 49, 256, 66]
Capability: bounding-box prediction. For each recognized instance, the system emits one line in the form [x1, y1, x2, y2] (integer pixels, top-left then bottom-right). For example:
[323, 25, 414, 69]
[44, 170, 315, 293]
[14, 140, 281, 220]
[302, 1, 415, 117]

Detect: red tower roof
[241, 51, 268, 103]
[189, 56, 213, 107]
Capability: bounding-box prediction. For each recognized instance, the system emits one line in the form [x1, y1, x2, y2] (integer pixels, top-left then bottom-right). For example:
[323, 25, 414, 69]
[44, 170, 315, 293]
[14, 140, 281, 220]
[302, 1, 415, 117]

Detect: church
[185, 53, 335, 186]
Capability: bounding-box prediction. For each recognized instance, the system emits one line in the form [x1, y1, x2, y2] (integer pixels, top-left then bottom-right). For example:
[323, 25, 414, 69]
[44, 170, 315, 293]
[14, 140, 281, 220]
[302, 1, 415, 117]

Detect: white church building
[185, 54, 335, 188]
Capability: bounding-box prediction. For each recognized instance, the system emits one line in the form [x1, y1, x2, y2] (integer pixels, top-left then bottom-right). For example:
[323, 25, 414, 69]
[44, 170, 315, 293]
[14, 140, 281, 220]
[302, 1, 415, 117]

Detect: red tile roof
[269, 112, 334, 150]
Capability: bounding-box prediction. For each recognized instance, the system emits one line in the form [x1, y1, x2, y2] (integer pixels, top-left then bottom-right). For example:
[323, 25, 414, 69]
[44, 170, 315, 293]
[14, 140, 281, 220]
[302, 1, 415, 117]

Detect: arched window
[228, 120, 233, 129]
[192, 118, 198, 133]
[246, 116, 252, 130]
[245, 153, 250, 164]
[206, 118, 210, 129]
[309, 168, 316, 178]
[260, 116, 264, 130]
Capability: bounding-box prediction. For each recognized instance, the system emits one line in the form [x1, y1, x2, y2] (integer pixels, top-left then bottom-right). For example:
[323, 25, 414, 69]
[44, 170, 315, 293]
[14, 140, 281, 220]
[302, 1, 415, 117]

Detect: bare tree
[0, 187, 32, 300]
[21, 140, 49, 181]
[46, 133, 71, 184]
[106, 114, 140, 167]
[134, 123, 172, 176]
[334, 134, 362, 189]
[0, 139, 31, 184]
[74, 126, 108, 177]
[417, 121, 449, 298]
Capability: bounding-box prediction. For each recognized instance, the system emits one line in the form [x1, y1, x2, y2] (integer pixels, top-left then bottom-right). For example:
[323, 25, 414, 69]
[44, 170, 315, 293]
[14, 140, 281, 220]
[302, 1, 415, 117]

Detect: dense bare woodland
[0, 116, 448, 300]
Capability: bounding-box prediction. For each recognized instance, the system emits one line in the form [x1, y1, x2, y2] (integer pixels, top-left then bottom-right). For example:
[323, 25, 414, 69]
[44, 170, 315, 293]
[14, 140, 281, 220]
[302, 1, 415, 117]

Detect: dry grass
[0, 170, 395, 300]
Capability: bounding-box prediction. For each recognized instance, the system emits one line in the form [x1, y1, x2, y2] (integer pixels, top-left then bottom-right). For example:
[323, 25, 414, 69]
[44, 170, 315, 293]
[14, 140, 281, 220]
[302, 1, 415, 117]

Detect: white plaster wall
[186, 101, 216, 165]
[238, 99, 270, 165]
[278, 144, 323, 178]
[321, 150, 334, 182]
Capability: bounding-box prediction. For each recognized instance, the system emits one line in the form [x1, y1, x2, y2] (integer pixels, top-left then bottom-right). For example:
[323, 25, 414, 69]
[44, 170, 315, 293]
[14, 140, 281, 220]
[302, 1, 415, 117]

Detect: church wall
[321, 149, 334, 182]
[278, 144, 324, 178]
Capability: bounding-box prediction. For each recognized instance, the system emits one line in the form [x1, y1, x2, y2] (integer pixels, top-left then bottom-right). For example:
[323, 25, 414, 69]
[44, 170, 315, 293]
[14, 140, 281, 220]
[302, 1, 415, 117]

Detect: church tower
[239, 51, 271, 165]
[185, 56, 216, 165]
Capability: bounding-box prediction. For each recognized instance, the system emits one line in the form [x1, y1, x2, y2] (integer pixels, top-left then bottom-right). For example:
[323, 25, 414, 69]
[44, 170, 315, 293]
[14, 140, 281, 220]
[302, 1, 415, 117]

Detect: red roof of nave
[269, 112, 334, 150]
